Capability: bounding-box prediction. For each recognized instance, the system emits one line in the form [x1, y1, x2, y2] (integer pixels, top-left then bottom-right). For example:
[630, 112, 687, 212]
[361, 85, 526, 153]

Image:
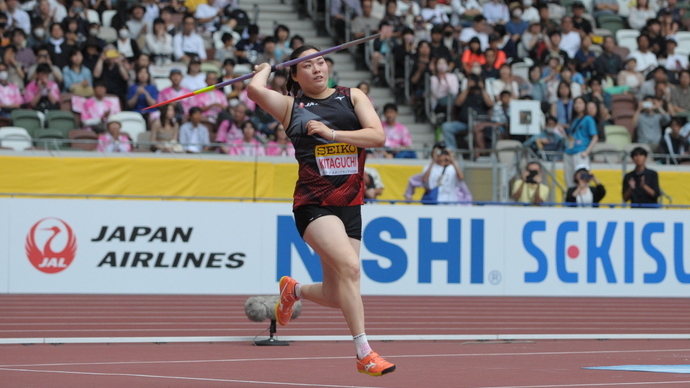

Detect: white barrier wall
[2, 198, 689, 296]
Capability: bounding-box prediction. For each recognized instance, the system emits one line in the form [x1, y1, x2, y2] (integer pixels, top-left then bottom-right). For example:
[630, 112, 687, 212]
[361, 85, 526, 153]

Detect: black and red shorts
[293, 205, 362, 240]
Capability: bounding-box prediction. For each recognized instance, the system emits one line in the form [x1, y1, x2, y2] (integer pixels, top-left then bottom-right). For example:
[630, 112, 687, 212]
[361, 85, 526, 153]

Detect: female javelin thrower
[247, 46, 395, 377]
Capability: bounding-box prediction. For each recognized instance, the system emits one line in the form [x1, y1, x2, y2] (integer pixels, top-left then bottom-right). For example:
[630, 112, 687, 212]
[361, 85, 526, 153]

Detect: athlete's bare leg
[300, 215, 365, 336]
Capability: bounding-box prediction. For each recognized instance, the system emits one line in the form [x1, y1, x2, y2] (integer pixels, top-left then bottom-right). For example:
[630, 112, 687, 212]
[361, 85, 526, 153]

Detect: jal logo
[25, 218, 77, 274]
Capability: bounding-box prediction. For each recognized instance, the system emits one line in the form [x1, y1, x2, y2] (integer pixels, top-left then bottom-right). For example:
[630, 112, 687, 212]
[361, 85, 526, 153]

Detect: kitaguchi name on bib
[315, 143, 359, 176]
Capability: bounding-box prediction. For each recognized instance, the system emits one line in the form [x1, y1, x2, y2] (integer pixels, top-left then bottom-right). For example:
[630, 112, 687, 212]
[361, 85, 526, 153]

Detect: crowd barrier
[1, 198, 688, 296]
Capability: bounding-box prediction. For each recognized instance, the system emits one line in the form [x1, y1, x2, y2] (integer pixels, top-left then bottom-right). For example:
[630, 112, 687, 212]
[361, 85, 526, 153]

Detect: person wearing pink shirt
[157, 68, 195, 115]
[381, 103, 416, 158]
[97, 120, 132, 153]
[81, 82, 122, 131]
[24, 63, 60, 111]
[265, 124, 295, 156]
[229, 120, 265, 156]
[199, 72, 228, 122]
[0, 62, 24, 117]
[217, 103, 249, 150]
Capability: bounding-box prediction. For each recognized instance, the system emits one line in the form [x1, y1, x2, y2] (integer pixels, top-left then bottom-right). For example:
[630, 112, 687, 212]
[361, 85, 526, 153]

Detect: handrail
[324, 0, 334, 36]
[252, 3, 259, 24]
[404, 55, 413, 105]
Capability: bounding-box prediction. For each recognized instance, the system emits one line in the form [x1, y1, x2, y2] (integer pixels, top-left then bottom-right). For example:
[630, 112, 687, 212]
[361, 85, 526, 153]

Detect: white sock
[294, 283, 302, 299]
[353, 333, 372, 359]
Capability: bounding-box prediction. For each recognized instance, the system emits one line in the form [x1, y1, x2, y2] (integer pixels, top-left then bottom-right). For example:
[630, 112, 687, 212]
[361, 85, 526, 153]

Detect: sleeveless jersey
[286, 86, 366, 208]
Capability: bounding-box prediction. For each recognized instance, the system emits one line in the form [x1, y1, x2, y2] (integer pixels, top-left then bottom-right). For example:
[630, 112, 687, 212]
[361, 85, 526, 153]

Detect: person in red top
[461, 37, 485, 73]
[247, 44, 395, 377]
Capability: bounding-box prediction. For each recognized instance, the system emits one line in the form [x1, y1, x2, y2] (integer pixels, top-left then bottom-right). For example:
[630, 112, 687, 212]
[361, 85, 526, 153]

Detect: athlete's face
[294, 49, 329, 92]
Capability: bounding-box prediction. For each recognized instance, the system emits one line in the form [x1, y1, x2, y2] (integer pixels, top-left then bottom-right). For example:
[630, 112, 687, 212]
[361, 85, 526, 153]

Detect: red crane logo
[25, 218, 77, 274]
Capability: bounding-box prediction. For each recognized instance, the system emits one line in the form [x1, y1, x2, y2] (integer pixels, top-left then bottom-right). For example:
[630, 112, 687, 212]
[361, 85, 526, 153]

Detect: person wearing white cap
[565, 165, 606, 206]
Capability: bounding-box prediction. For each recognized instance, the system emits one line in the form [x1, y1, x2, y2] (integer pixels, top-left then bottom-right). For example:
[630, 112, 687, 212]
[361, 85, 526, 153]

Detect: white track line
[3, 348, 690, 368]
[477, 382, 690, 388]
[2, 333, 690, 345]
[0, 368, 384, 388]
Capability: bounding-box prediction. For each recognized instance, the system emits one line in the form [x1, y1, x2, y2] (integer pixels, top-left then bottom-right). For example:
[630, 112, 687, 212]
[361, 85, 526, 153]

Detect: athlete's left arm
[308, 88, 385, 148]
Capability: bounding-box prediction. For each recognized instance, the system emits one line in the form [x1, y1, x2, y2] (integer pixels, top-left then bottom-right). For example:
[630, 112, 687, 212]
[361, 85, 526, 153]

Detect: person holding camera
[421, 144, 468, 204]
[633, 95, 671, 153]
[565, 165, 606, 206]
[511, 161, 549, 205]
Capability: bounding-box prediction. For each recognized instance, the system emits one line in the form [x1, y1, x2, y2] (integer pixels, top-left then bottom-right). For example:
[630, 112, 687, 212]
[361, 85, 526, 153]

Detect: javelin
[143, 33, 381, 111]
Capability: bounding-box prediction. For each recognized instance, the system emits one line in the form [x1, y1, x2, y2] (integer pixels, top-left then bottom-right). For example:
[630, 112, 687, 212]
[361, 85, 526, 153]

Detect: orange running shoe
[356, 352, 396, 376]
[275, 276, 298, 326]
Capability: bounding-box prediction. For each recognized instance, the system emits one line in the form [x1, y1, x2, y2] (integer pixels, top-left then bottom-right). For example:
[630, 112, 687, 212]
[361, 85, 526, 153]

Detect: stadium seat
[154, 77, 173, 91]
[597, 15, 626, 37]
[511, 62, 530, 82]
[0, 126, 32, 150]
[495, 139, 523, 165]
[591, 142, 623, 163]
[615, 29, 639, 52]
[98, 26, 117, 43]
[613, 111, 635, 136]
[604, 125, 632, 150]
[45, 110, 77, 133]
[675, 32, 690, 53]
[68, 129, 98, 151]
[562, 0, 580, 13]
[612, 45, 630, 60]
[102, 10, 117, 27]
[10, 109, 42, 135]
[108, 112, 147, 146]
[33, 128, 67, 150]
[201, 61, 221, 75]
[86, 8, 100, 24]
[137, 131, 151, 151]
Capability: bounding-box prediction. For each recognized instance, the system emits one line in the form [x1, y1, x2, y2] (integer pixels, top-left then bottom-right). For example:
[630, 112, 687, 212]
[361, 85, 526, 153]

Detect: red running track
[1, 295, 690, 387]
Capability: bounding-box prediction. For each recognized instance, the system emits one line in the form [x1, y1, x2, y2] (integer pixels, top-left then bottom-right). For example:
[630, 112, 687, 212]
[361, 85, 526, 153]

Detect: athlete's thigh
[303, 215, 360, 273]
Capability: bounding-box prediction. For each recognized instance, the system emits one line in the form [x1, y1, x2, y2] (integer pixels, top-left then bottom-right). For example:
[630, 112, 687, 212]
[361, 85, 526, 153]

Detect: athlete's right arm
[247, 63, 293, 127]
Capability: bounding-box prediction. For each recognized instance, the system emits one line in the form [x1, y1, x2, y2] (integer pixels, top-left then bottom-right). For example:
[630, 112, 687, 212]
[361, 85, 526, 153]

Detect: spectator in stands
[449, 0, 481, 27]
[29, 22, 48, 49]
[482, 0, 508, 26]
[658, 117, 690, 164]
[6, 0, 31, 34]
[381, 102, 414, 158]
[527, 65, 548, 104]
[174, 15, 207, 62]
[28, 45, 63, 83]
[617, 57, 645, 96]
[93, 44, 129, 105]
[658, 9, 680, 38]
[81, 81, 121, 131]
[421, 146, 467, 204]
[593, 36, 623, 82]
[570, 2, 592, 36]
[228, 120, 264, 156]
[430, 58, 457, 121]
[441, 75, 493, 150]
[665, 37, 688, 73]
[97, 120, 132, 153]
[158, 69, 193, 116]
[12, 29, 36, 70]
[421, 0, 449, 25]
[0, 62, 24, 117]
[398, 0, 422, 24]
[214, 33, 236, 63]
[460, 15, 488, 51]
[150, 104, 181, 153]
[574, 36, 596, 79]
[638, 65, 669, 100]
[412, 15, 430, 43]
[271, 25, 290, 62]
[86, 23, 107, 48]
[480, 48, 499, 78]
[487, 32, 508, 68]
[643, 19, 667, 58]
[324, 57, 339, 88]
[551, 82, 574, 128]
[160, 6, 178, 36]
[511, 161, 549, 204]
[46, 22, 70, 69]
[195, 0, 222, 34]
[538, 4, 558, 35]
[235, 24, 262, 64]
[634, 96, 670, 152]
[565, 165, 606, 206]
[146, 18, 174, 65]
[506, 4, 528, 38]
[485, 90, 511, 148]
[219, 58, 236, 96]
[658, 0, 683, 23]
[563, 96, 598, 188]
[1, 45, 25, 92]
[141, 0, 160, 23]
[24, 63, 60, 111]
[584, 76, 612, 113]
[126, 66, 158, 114]
[81, 38, 101, 71]
[488, 63, 518, 101]
[289, 34, 304, 52]
[409, 40, 431, 122]
[670, 70, 690, 115]
[629, 0, 657, 30]
[363, 161, 385, 200]
[199, 72, 227, 121]
[180, 107, 210, 153]
[560, 66, 582, 97]
[217, 102, 248, 147]
[331, 0, 362, 45]
[623, 147, 660, 206]
[65, 0, 88, 34]
[181, 57, 206, 91]
[519, 22, 540, 59]
[630, 35, 658, 76]
[64, 17, 86, 47]
[592, 0, 619, 20]
[115, 25, 141, 63]
[587, 100, 612, 139]
[32, 0, 55, 33]
[540, 30, 567, 65]
[125, 4, 149, 41]
[63, 47, 93, 96]
[524, 115, 565, 157]
[256, 36, 279, 67]
[461, 36, 484, 74]
[265, 124, 295, 156]
[653, 80, 672, 112]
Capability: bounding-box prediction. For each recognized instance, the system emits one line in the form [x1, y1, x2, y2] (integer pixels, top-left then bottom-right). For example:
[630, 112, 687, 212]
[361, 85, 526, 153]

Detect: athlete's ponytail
[286, 44, 320, 97]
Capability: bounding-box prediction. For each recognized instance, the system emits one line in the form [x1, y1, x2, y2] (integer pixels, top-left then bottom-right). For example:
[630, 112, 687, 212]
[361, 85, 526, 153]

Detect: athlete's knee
[335, 257, 361, 282]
